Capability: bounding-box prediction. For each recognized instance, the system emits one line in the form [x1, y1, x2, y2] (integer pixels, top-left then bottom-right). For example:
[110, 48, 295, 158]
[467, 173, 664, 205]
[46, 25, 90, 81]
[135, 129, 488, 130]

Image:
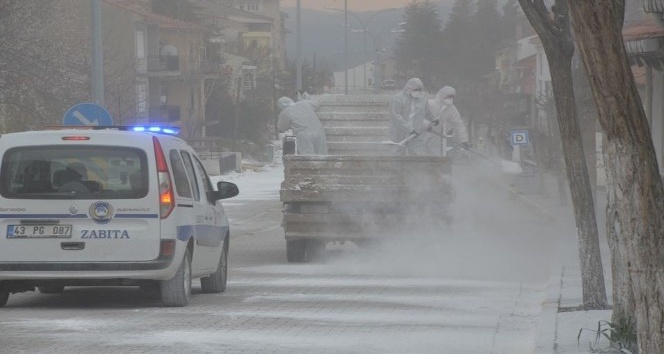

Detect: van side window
[169, 150, 192, 198]
[193, 157, 214, 205]
[180, 151, 200, 201]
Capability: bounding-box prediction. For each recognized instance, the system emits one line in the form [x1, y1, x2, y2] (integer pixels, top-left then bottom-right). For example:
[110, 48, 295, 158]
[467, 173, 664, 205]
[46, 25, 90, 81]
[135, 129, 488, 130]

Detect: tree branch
[517, 0, 555, 37]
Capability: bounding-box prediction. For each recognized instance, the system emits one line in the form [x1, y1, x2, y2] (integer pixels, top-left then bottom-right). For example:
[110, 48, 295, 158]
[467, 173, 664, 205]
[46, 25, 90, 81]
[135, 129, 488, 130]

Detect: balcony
[148, 105, 181, 123]
[642, 0, 664, 13]
[147, 55, 180, 75]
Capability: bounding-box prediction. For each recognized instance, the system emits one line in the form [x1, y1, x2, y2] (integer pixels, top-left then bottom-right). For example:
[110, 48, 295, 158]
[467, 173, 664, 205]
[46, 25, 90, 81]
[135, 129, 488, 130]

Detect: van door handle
[61, 242, 85, 250]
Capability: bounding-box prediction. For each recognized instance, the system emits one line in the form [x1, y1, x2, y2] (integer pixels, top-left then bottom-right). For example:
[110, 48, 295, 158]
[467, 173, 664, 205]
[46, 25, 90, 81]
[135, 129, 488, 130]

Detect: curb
[534, 264, 563, 354]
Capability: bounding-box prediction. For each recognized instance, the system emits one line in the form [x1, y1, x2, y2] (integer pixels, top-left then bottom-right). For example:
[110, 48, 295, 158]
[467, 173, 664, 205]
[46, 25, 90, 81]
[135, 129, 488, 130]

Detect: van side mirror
[214, 181, 239, 200]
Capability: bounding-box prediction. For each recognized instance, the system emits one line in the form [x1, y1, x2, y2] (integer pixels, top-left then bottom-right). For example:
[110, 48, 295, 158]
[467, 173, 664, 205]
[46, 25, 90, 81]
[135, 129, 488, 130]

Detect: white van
[0, 126, 239, 307]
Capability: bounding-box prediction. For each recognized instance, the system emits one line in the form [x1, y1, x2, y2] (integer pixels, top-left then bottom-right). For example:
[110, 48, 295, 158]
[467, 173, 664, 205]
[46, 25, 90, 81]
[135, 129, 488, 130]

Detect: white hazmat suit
[388, 78, 435, 155]
[277, 96, 328, 155]
[425, 86, 469, 156]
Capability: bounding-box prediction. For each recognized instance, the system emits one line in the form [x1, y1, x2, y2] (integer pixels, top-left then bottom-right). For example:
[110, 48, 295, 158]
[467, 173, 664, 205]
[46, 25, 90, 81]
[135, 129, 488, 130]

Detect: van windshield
[0, 145, 148, 199]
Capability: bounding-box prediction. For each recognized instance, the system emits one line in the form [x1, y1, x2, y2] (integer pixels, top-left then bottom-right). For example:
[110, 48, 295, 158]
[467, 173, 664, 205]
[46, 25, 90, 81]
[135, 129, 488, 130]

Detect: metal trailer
[280, 95, 454, 262]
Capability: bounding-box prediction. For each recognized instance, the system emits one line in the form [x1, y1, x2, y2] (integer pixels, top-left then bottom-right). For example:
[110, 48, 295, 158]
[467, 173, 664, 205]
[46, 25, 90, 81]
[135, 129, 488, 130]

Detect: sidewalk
[502, 170, 615, 354]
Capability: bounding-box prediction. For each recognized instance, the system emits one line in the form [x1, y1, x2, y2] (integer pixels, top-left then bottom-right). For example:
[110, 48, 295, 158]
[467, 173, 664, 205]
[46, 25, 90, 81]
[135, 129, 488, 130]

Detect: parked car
[0, 125, 239, 307]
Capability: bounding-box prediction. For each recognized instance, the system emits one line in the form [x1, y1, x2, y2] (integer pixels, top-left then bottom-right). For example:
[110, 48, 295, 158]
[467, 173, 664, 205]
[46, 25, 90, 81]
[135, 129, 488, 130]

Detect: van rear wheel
[161, 250, 192, 307]
[201, 244, 227, 293]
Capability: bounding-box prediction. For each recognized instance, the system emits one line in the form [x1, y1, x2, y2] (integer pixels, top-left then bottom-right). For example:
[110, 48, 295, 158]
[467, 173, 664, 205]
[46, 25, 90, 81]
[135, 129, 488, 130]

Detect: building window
[538, 52, 543, 76]
[199, 46, 206, 62]
[135, 29, 145, 60]
[137, 83, 147, 114]
[236, 3, 259, 12]
[190, 89, 195, 111]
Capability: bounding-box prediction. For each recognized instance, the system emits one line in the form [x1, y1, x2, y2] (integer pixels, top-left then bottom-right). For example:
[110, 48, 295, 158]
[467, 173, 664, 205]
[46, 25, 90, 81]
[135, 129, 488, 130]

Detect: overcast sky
[280, 0, 427, 12]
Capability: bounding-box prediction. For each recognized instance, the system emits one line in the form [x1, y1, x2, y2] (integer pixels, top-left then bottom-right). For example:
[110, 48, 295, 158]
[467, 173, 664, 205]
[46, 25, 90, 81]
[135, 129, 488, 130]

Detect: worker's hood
[437, 86, 456, 101]
[278, 97, 295, 111]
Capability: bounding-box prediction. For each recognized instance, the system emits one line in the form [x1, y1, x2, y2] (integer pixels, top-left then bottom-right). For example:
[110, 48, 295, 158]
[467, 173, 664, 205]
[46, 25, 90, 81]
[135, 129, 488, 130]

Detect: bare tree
[567, 1, 664, 351]
[0, 0, 88, 131]
[517, 0, 607, 309]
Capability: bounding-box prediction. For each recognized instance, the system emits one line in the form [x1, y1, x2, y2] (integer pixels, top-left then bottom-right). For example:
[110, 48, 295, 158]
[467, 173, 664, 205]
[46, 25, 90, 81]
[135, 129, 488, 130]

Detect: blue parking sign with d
[63, 103, 113, 126]
[510, 130, 529, 146]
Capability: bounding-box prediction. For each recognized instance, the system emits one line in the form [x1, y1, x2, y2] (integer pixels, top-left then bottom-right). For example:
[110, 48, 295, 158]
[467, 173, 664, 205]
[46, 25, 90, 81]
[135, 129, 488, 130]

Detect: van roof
[0, 127, 186, 145]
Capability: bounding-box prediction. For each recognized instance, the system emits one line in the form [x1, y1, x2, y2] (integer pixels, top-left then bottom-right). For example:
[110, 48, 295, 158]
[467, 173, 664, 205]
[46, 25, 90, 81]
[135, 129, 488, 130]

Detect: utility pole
[272, 56, 279, 140]
[344, 0, 348, 95]
[91, 0, 104, 104]
[296, 0, 302, 94]
[233, 79, 241, 152]
[312, 53, 316, 94]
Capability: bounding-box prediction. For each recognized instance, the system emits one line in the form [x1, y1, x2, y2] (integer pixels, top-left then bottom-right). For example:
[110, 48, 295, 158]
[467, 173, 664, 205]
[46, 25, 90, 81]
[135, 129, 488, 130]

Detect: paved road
[0, 162, 562, 354]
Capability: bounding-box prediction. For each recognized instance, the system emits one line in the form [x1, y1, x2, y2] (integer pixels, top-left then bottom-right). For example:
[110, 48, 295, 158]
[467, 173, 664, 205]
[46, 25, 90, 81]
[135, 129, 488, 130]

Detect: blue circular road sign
[63, 102, 113, 126]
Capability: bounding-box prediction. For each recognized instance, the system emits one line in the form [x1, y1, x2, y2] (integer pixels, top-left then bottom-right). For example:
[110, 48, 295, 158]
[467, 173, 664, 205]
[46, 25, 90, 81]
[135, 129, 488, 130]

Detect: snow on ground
[208, 158, 610, 354]
[211, 163, 282, 203]
[209, 159, 553, 352]
[0, 160, 614, 354]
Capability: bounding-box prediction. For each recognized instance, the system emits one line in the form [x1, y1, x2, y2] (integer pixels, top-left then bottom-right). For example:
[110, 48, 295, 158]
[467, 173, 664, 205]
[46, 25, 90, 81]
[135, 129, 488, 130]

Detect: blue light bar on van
[42, 125, 181, 135]
[130, 126, 180, 135]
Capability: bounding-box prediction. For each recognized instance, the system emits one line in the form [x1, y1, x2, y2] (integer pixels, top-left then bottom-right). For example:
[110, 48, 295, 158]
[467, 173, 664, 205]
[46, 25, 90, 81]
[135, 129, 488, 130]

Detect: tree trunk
[567, 1, 664, 352]
[580, 112, 596, 204]
[517, 0, 608, 309]
[547, 55, 607, 309]
[605, 179, 636, 331]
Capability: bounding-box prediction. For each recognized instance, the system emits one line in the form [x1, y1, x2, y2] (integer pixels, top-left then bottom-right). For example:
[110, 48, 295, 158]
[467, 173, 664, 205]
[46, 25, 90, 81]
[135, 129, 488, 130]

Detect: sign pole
[512, 145, 521, 162]
[91, 0, 104, 104]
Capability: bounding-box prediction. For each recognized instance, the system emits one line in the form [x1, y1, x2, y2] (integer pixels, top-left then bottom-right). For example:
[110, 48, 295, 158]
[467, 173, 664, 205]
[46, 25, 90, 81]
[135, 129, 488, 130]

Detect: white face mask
[410, 91, 424, 98]
[443, 98, 454, 105]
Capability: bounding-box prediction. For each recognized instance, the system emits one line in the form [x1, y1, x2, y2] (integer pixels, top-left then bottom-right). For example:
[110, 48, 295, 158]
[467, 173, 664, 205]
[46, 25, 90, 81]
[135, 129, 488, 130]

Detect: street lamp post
[296, 0, 302, 94]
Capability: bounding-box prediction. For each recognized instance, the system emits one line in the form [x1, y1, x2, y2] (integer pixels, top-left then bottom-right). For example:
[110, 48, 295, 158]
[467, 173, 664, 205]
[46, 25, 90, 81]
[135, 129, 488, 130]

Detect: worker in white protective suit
[388, 78, 436, 156]
[277, 96, 328, 155]
[425, 86, 469, 156]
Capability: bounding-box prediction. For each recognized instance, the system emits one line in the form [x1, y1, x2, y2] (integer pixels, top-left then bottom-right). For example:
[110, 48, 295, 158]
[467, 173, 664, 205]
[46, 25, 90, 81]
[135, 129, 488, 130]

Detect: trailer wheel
[287, 240, 325, 263]
[38, 285, 65, 294]
[353, 239, 382, 249]
[0, 291, 8, 307]
[287, 240, 306, 262]
[306, 240, 325, 261]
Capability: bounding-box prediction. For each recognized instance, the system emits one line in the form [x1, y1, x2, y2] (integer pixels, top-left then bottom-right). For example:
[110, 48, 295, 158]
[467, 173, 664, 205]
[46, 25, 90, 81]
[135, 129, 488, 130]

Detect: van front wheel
[161, 250, 192, 307]
[201, 244, 227, 293]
